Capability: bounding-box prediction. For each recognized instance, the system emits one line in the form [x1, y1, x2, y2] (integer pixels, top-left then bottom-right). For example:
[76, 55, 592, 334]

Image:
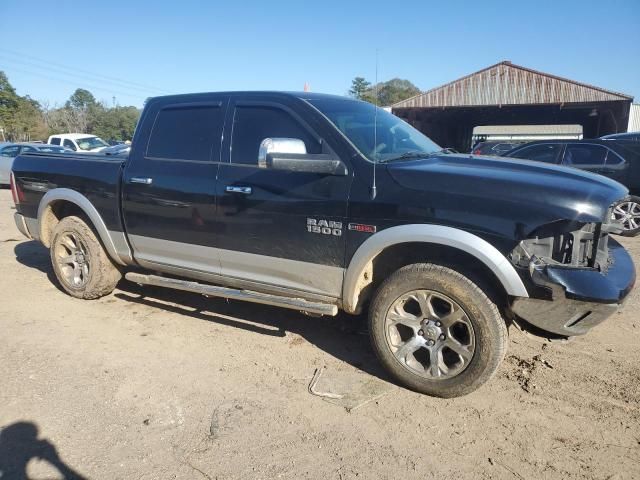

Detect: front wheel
[369, 263, 507, 397]
[612, 196, 640, 237]
[50, 216, 122, 299]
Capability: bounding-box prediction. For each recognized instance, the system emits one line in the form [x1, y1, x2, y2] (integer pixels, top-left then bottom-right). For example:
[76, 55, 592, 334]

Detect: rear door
[214, 97, 352, 298]
[561, 143, 608, 175]
[122, 96, 228, 275]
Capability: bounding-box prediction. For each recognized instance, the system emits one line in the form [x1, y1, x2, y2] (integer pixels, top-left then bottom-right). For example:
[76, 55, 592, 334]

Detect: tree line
[348, 77, 420, 105]
[0, 69, 421, 144]
[0, 71, 140, 143]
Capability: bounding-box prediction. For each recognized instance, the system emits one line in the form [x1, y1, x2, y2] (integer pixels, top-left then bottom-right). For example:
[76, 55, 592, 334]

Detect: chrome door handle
[130, 177, 153, 185]
[225, 185, 252, 195]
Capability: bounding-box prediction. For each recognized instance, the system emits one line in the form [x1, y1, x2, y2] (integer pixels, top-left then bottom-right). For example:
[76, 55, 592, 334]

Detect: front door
[122, 97, 228, 274]
[215, 99, 352, 298]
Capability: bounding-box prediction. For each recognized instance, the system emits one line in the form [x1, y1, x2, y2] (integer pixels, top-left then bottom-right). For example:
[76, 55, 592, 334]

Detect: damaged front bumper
[512, 239, 636, 336]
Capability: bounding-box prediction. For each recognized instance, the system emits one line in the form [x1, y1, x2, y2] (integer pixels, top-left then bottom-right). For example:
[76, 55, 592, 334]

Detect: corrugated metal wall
[394, 62, 632, 109]
[629, 104, 640, 132]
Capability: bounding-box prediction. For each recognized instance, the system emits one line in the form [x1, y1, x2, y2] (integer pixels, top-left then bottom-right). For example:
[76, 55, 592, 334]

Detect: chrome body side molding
[342, 224, 529, 313]
[37, 188, 132, 266]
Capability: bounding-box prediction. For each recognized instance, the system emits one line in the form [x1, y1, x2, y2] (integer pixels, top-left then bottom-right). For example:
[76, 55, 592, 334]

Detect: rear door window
[49, 137, 61, 145]
[508, 144, 562, 163]
[230, 105, 320, 165]
[63, 139, 77, 151]
[146, 104, 224, 162]
[0, 146, 20, 157]
[563, 144, 608, 167]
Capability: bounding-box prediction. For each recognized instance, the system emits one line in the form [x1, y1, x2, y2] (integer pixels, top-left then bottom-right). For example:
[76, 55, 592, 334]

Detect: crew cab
[10, 92, 636, 397]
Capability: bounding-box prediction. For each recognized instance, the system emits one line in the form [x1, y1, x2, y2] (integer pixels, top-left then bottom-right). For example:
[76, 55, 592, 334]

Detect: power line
[0, 56, 163, 97]
[0, 47, 172, 95]
[5, 66, 149, 103]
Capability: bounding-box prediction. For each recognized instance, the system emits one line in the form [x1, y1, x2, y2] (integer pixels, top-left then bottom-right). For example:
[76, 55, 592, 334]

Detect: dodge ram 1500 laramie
[11, 92, 636, 397]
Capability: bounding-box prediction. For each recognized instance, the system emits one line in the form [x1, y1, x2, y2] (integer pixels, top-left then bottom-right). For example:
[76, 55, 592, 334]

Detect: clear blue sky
[1, 0, 638, 108]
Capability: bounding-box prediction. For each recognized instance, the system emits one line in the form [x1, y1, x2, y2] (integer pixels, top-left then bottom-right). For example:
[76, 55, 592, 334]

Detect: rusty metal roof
[392, 61, 633, 109]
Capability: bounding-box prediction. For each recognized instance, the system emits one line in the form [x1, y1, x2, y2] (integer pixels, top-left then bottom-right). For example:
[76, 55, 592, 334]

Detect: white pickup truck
[47, 133, 109, 152]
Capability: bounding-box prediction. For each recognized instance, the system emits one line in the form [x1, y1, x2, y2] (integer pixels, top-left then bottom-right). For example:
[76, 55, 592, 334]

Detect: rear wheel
[50, 216, 121, 299]
[612, 196, 640, 237]
[369, 263, 507, 397]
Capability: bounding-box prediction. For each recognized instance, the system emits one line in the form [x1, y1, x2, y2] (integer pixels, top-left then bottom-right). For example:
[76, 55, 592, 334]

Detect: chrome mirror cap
[258, 138, 307, 168]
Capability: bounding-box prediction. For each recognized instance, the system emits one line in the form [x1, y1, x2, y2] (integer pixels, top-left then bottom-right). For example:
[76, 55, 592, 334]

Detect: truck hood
[386, 154, 628, 235]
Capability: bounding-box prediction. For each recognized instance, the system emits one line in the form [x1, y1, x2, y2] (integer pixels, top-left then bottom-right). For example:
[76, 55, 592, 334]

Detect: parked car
[471, 141, 525, 156]
[0, 142, 67, 185]
[11, 92, 635, 397]
[102, 143, 131, 157]
[600, 132, 640, 142]
[504, 140, 640, 236]
[47, 133, 109, 152]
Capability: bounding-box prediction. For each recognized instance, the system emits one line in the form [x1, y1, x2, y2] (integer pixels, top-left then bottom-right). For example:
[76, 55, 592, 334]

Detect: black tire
[49, 216, 121, 299]
[369, 263, 507, 398]
[613, 195, 640, 237]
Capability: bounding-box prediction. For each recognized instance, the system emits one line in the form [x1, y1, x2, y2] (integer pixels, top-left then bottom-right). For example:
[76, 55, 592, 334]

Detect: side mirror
[258, 138, 307, 168]
[258, 137, 347, 176]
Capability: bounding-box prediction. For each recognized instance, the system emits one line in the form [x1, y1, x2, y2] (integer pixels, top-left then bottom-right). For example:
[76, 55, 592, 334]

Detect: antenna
[370, 49, 379, 200]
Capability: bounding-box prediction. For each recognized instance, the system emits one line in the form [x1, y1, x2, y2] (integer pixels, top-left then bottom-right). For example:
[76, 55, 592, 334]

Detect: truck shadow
[14, 240, 394, 386]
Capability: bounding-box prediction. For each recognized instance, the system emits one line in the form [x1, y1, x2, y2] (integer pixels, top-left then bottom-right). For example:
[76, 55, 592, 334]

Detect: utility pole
[112, 96, 116, 107]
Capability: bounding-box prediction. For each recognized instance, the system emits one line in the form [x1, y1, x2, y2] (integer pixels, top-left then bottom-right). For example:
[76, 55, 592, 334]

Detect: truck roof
[146, 91, 354, 104]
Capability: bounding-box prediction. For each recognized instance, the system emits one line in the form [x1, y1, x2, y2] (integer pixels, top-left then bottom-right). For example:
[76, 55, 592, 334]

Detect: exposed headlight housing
[510, 221, 611, 271]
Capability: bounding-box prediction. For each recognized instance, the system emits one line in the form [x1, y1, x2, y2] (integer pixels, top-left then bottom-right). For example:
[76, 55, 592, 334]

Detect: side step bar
[124, 272, 338, 316]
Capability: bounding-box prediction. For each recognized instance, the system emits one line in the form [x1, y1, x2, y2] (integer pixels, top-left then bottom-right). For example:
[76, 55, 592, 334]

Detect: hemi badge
[348, 223, 377, 233]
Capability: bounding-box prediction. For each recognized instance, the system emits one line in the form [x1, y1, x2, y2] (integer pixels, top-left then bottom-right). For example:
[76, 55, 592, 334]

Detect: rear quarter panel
[11, 153, 125, 232]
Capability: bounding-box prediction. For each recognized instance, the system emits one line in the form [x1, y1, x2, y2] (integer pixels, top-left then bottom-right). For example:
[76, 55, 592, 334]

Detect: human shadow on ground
[0, 421, 86, 480]
[14, 240, 393, 385]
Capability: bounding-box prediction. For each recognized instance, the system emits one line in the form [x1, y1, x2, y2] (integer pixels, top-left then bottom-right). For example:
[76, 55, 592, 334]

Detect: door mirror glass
[258, 138, 307, 168]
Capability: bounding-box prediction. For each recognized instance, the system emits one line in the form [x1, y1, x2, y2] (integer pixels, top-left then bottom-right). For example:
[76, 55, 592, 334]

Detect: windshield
[307, 98, 441, 162]
[75, 136, 108, 150]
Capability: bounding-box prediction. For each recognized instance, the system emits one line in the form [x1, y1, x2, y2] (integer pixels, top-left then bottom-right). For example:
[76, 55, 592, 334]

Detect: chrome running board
[125, 272, 338, 316]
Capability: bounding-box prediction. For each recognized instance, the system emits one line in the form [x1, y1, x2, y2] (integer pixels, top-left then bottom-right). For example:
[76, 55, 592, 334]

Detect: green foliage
[0, 71, 141, 142]
[349, 77, 372, 101]
[65, 88, 97, 110]
[349, 76, 421, 106]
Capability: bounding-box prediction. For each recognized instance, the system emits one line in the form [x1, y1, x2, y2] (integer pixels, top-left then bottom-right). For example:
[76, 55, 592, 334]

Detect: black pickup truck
[10, 92, 636, 397]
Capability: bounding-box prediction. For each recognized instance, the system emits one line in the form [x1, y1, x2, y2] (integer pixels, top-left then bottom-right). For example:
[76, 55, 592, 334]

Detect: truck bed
[11, 152, 126, 234]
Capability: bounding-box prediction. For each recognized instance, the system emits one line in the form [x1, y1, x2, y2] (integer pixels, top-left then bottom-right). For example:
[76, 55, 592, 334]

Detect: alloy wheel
[54, 232, 90, 288]
[612, 201, 640, 232]
[384, 289, 475, 379]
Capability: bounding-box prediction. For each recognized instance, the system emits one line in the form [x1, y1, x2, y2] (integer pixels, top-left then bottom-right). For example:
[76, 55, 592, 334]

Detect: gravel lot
[1, 188, 639, 480]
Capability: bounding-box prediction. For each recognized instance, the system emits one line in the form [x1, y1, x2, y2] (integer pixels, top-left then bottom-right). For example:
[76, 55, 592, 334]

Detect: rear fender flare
[37, 188, 131, 266]
[342, 224, 529, 313]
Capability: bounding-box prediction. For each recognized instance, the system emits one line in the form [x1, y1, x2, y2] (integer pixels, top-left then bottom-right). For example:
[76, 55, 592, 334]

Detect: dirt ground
[0, 188, 638, 480]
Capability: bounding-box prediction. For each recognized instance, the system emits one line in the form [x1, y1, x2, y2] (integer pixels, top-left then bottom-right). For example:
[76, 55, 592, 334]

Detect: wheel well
[40, 200, 86, 247]
[355, 242, 510, 313]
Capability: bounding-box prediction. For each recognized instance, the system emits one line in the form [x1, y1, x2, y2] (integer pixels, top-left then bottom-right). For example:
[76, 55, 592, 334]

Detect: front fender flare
[37, 188, 131, 266]
[342, 224, 528, 313]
